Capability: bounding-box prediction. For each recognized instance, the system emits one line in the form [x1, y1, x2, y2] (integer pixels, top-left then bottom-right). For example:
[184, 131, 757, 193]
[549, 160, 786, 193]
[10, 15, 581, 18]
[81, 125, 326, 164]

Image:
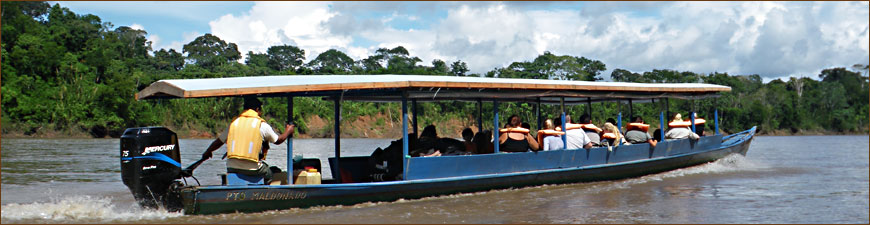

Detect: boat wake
[0, 195, 182, 223]
[584, 153, 768, 193]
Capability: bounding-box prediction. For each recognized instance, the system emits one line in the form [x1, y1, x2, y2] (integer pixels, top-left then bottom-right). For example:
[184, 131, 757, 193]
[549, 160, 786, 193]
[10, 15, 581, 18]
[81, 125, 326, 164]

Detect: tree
[245, 51, 269, 68]
[450, 60, 469, 76]
[308, 49, 355, 74]
[611, 68, 641, 82]
[182, 33, 241, 70]
[430, 59, 449, 75]
[819, 68, 868, 103]
[114, 26, 151, 59]
[148, 48, 181, 71]
[493, 52, 606, 81]
[266, 45, 305, 72]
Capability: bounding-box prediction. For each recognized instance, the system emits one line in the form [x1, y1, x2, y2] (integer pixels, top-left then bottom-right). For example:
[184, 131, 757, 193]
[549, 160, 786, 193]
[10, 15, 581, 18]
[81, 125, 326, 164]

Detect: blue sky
[53, 1, 869, 81]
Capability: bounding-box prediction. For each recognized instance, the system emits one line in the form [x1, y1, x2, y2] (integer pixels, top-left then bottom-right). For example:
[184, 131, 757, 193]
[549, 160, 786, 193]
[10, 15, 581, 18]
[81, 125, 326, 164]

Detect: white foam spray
[582, 153, 768, 193]
[1, 195, 182, 223]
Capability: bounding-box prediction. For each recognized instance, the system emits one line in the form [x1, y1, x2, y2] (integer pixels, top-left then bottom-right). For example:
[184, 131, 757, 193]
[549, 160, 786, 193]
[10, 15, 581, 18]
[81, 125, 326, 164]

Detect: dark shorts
[227, 161, 273, 184]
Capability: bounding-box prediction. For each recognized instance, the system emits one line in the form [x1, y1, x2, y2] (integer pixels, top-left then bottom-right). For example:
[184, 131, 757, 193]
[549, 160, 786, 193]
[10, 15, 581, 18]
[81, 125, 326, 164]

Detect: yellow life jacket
[226, 109, 266, 162]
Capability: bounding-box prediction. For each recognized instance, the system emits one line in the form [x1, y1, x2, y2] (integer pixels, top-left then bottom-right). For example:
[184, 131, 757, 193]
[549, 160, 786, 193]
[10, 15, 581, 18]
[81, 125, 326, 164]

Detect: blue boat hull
[179, 127, 756, 215]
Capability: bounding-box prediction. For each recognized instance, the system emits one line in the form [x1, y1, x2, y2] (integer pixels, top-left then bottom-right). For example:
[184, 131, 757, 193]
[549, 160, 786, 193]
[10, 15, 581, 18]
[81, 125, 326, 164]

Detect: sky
[54, 1, 869, 81]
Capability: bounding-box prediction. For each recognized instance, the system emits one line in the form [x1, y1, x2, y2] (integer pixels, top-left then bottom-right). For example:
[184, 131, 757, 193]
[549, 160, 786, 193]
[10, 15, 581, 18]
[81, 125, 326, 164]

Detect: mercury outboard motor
[120, 127, 183, 211]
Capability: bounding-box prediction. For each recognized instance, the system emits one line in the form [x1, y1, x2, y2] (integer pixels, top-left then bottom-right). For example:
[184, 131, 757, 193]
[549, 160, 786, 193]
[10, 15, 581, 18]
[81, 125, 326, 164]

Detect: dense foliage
[2, 2, 867, 138]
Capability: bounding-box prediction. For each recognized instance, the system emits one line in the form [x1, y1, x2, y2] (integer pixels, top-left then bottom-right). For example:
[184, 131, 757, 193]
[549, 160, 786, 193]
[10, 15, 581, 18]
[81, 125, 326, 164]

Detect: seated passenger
[665, 113, 700, 140]
[498, 115, 539, 152]
[557, 115, 593, 150]
[541, 119, 565, 151]
[691, 112, 707, 136]
[577, 114, 602, 146]
[461, 128, 477, 154]
[472, 130, 494, 154]
[412, 125, 441, 157]
[624, 116, 657, 147]
[368, 133, 417, 181]
[601, 122, 628, 150]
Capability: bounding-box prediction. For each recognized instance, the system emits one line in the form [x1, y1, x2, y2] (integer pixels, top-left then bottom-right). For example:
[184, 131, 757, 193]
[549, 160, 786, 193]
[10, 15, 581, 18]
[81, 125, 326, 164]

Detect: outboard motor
[120, 127, 183, 211]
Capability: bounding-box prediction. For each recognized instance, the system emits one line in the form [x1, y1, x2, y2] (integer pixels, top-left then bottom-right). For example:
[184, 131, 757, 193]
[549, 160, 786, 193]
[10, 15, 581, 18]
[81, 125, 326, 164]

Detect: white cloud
[129, 23, 145, 31]
[208, 1, 346, 62]
[204, 1, 868, 79]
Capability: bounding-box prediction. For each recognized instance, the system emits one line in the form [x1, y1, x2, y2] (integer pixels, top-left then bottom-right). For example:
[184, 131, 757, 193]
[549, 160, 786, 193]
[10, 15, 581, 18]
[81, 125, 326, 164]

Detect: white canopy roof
[136, 75, 730, 102]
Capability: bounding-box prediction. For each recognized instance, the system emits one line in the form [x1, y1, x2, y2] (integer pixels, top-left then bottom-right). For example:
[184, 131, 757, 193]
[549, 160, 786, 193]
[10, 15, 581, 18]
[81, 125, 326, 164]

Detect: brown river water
[1, 135, 868, 223]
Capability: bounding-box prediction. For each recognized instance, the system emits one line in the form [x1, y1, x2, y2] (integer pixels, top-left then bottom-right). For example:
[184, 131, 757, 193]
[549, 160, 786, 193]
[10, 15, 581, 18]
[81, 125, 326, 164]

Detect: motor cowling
[120, 127, 182, 210]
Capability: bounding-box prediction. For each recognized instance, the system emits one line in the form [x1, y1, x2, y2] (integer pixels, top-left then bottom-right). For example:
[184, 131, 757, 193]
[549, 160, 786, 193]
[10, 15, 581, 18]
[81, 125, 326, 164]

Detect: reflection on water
[2, 136, 868, 223]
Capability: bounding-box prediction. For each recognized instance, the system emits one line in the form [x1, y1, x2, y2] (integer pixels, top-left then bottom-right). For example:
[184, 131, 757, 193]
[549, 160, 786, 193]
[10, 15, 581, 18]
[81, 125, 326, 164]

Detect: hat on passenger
[671, 113, 683, 123]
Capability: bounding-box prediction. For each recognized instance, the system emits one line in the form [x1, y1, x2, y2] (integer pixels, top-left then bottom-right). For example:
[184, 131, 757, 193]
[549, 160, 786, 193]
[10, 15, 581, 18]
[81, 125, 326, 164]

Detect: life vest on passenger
[536, 129, 565, 145]
[226, 109, 266, 162]
[579, 124, 603, 133]
[499, 127, 530, 134]
[668, 118, 706, 128]
[554, 123, 582, 131]
[602, 132, 617, 139]
[627, 123, 650, 132]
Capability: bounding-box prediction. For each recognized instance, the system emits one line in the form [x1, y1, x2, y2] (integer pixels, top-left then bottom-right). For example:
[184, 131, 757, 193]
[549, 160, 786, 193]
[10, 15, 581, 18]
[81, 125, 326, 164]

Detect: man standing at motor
[199, 97, 294, 184]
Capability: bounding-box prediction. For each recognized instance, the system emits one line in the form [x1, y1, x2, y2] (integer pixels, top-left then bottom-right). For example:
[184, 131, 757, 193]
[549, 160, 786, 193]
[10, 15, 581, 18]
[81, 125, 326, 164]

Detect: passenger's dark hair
[632, 116, 643, 123]
[554, 117, 563, 127]
[461, 128, 474, 142]
[243, 97, 263, 110]
[653, 128, 662, 141]
[606, 118, 616, 124]
[506, 115, 520, 126]
[520, 122, 531, 130]
[421, 125, 437, 138]
[579, 114, 592, 124]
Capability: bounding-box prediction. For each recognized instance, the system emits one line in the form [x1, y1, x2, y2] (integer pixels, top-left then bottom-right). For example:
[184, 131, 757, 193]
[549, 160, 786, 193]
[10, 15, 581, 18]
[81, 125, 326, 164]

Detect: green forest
[2, 2, 868, 139]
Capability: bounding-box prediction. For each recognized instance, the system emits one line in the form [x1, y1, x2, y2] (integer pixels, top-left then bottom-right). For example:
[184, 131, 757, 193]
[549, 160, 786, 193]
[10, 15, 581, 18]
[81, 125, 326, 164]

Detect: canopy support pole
[412, 99, 418, 135]
[287, 96, 294, 184]
[493, 100, 500, 153]
[477, 99, 483, 132]
[586, 97, 592, 119]
[665, 98, 670, 121]
[617, 100, 622, 146]
[401, 92, 409, 180]
[333, 96, 342, 183]
[659, 111, 665, 142]
[536, 98, 542, 130]
[715, 108, 719, 135]
[561, 97, 567, 149]
[690, 100, 696, 133]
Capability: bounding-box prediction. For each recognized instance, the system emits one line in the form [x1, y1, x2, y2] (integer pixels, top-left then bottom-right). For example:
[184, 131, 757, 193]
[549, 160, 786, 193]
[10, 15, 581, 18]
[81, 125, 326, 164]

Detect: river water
[1, 135, 867, 223]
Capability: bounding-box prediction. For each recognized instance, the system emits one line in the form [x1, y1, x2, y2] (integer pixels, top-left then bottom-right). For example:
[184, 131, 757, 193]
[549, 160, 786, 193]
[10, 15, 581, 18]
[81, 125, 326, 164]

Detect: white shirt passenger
[543, 135, 564, 151]
[665, 127, 699, 140]
[565, 128, 592, 149]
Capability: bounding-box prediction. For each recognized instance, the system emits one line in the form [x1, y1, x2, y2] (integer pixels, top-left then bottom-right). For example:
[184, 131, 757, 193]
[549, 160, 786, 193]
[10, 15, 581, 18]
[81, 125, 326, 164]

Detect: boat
[121, 75, 756, 215]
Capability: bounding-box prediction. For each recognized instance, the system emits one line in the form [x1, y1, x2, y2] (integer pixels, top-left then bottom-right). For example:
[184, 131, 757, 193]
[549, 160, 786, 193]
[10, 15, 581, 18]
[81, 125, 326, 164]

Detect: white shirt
[218, 121, 280, 170]
[665, 127, 699, 140]
[565, 128, 592, 149]
[543, 135, 564, 151]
